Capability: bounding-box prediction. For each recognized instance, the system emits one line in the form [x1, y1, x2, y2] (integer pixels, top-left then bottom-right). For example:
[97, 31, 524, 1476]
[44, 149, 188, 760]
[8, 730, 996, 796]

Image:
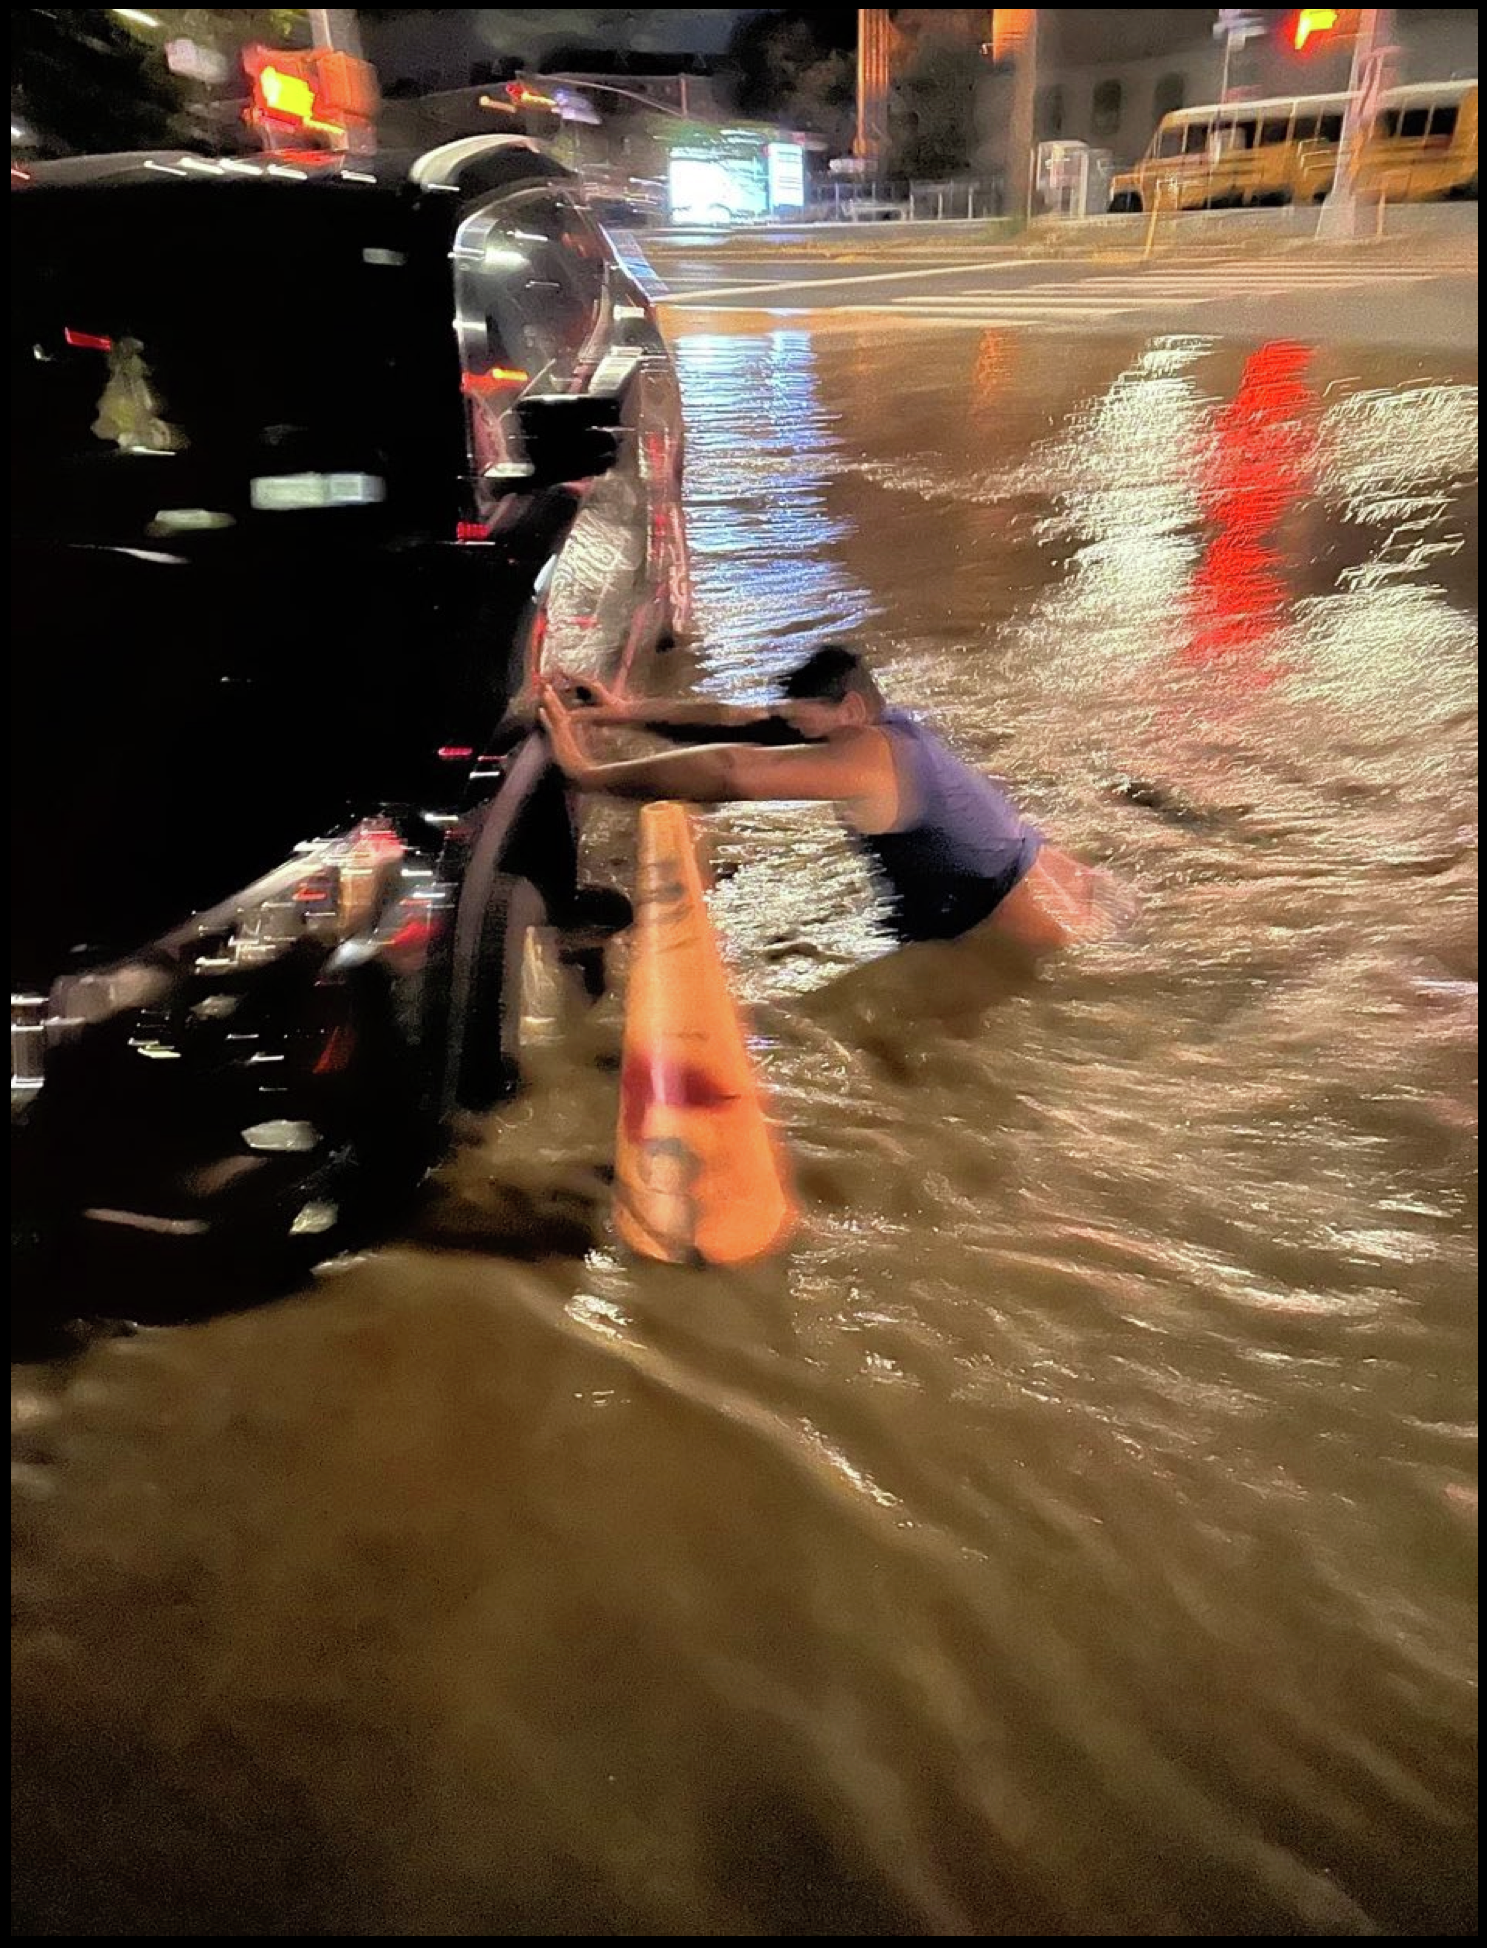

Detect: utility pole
[308, 10, 363, 59]
[1315, 8, 1393, 242]
[855, 9, 892, 164]
[1214, 10, 1266, 104]
[993, 10, 1038, 224]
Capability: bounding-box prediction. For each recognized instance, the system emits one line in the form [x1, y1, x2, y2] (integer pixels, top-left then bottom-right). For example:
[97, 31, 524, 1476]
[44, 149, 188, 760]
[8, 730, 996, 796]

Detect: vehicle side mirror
[512, 393, 623, 488]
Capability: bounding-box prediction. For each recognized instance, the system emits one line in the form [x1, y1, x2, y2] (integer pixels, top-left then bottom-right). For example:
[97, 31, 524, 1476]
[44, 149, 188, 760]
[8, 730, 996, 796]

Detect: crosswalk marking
[850, 258, 1476, 330]
[657, 246, 1474, 331]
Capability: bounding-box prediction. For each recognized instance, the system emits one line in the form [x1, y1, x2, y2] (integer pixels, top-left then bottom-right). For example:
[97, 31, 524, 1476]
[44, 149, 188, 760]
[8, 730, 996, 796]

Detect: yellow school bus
[1109, 93, 1349, 213]
[1355, 80, 1478, 202]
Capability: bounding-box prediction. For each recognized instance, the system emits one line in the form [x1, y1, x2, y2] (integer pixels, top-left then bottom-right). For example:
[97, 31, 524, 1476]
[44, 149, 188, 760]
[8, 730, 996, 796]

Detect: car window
[492, 191, 606, 382]
[452, 187, 612, 512]
[454, 191, 607, 384]
[11, 186, 452, 549]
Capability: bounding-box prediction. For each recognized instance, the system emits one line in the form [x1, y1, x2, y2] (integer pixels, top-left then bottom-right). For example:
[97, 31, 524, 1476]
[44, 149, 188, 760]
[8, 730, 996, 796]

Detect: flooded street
[13, 320, 1478, 1935]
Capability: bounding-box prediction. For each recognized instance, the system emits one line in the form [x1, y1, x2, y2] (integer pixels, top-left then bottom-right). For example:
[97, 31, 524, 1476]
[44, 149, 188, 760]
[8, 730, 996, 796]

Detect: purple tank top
[854, 711, 1042, 941]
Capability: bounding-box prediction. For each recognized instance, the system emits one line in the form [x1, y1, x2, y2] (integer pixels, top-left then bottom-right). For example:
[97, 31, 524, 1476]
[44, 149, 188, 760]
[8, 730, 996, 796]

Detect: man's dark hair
[780, 645, 885, 713]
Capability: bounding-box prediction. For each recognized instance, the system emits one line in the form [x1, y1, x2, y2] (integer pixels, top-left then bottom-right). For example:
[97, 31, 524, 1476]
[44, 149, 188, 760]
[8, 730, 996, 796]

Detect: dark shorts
[887, 833, 1043, 944]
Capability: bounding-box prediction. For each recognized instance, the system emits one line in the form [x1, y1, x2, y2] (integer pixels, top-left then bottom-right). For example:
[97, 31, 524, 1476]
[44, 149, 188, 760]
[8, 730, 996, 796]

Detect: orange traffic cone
[614, 802, 797, 1266]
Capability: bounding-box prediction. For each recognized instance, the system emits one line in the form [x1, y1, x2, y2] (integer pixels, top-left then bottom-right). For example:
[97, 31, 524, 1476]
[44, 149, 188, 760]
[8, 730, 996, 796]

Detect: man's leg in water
[982, 849, 1134, 951]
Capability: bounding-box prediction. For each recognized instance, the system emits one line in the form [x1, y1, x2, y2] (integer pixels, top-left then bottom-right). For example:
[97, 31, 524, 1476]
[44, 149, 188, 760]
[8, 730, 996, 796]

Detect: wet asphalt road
[644, 235, 1478, 351]
[12, 296, 1479, 1935]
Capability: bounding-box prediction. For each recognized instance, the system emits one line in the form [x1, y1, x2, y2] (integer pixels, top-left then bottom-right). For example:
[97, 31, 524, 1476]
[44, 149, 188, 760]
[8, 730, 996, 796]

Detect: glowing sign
[259, 65, 317, 123]
[1293, 8, 1340, 51]
[767, 142, 806, 210]
[241, 44, 377, 145]
[667, 153, 767, 226]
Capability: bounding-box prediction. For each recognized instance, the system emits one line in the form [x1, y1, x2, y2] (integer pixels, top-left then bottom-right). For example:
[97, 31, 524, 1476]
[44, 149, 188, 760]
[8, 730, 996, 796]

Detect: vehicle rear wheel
[456, 871, 548, 1111]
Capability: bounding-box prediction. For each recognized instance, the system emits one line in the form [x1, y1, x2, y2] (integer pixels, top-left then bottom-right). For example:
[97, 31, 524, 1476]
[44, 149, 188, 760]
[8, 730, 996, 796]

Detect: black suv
[10, 136, 690, 1310]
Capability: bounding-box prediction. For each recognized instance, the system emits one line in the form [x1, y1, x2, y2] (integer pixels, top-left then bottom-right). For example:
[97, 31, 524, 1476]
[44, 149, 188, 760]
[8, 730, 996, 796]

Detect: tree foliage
[727, 9, 855, 146]
[13, 9, 190, 154]
[888, 34, 979, 179]
[13, 9, 305, 157]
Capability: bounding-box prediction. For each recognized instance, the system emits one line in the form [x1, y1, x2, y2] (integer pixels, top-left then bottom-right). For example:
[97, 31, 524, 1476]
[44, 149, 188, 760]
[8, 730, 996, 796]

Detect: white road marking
[654, 259, 1031, 304]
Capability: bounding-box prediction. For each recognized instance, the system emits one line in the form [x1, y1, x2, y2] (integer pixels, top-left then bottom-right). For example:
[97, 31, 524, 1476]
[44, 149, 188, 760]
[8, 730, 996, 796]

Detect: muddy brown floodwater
[12, 321, 1478, 1936]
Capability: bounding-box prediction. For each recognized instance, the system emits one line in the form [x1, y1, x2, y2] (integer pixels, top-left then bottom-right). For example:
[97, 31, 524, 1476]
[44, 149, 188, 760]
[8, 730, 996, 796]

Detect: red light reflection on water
[1182, 341, 1317, 684]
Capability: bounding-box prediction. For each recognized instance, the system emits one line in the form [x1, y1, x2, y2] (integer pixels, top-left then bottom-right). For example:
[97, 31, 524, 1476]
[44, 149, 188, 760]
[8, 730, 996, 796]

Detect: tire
[456, 871, 548, 1111]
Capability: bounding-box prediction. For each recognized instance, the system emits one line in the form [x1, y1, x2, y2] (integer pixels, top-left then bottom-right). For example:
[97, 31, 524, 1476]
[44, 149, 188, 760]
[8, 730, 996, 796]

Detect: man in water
[538, 646, 1114, 951]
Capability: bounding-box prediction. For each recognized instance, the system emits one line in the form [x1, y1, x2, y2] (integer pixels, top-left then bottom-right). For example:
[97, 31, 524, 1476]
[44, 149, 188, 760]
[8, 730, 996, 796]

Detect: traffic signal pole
[308, 11, 364, 59]
[1315, 8, 1392, 242]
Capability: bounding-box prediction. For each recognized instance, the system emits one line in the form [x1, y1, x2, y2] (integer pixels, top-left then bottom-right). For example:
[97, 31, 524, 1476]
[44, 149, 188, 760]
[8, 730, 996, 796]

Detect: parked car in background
[10, 135, 691, 1319]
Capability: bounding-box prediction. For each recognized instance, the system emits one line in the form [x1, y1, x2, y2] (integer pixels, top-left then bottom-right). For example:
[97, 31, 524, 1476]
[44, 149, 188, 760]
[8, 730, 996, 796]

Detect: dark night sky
[364, 9, 766, 88]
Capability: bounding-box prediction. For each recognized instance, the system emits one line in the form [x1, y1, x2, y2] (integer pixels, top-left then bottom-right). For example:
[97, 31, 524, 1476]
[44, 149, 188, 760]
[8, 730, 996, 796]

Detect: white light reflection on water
[672, 327, 892, 986]
[673, 329, 878, 701]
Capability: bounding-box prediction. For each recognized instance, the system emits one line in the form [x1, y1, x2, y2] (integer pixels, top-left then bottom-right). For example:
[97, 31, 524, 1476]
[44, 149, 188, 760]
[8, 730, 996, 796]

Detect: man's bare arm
[556, 675, 774, 732]
[540, 692, 880, 804]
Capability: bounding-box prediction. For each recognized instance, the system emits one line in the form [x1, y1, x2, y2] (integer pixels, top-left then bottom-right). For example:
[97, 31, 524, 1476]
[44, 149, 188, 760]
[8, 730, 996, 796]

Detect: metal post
[308, 9, 363, 57]
[1316, 9, 1392, 243]
[1142, 179, 1164, 260]
[1004, 10, 1039, 229]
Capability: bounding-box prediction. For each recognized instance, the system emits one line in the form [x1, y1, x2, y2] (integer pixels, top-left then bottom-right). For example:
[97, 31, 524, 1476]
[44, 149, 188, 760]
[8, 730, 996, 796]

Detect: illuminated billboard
[767, 142, 806, 210]
[667, 149, 768, 225]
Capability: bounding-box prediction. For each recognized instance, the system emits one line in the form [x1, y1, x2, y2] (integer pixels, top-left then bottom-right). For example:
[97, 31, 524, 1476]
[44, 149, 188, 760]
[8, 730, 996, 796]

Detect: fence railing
[808, 178, 1005, 223]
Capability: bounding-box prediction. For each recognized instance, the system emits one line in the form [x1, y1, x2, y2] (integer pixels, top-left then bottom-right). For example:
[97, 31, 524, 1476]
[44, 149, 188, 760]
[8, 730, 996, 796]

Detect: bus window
[1293, 114, 1319, 141]
[1318, 112, 1343, 142]
[1429, 103, 1460, 139]
[1378, 108, 1401, 138]
[1259, 116, 1292, 146]
[1182, 121, 1212, 155]
[1400, 106, 1431, 138]
[1156, 123, 1185, 159]
[1212, 119, 1255, 155]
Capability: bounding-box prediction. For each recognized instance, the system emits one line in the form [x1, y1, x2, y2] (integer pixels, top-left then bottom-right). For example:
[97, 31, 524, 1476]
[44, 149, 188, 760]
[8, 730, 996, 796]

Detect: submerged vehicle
[10, 135, 691, 1313]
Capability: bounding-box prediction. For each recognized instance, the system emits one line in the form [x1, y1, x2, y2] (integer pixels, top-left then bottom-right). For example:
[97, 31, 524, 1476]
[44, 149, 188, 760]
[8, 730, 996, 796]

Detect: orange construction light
[1293, 8, 1340, 51]
[613, 802, 797, 1266]
[258, 63, 316, 123]
[242, 44, 378, 145]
